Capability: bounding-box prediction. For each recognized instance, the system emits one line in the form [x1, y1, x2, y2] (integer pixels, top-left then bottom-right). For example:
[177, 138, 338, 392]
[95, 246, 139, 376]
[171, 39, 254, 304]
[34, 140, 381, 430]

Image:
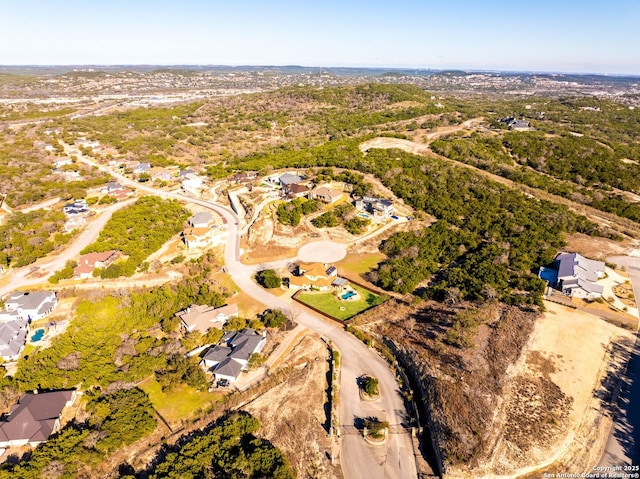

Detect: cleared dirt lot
[484, 301, 635, 476]
[243, 333, 342, 479]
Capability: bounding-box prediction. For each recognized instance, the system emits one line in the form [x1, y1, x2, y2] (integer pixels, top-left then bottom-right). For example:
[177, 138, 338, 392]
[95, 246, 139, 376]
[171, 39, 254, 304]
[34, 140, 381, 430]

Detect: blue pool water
[31, 329, 44, 342]
[357, 213, 369, 218]
[342, 291, 356, 300]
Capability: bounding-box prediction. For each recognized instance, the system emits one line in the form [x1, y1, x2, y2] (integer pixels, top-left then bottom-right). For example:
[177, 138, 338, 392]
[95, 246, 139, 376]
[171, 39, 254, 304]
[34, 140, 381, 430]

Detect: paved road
[598, 255, 640, 468]
[0, 199, 135, 298]
[63, 145, 419, 478]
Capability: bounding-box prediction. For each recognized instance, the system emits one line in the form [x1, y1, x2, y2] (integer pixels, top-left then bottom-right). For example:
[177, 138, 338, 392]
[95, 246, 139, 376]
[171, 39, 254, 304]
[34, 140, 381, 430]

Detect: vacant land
[483, 301, 636, 476]
[296, 284, 386, 321]
[139, 377, 223, 426]
[243, 333, 342, 479]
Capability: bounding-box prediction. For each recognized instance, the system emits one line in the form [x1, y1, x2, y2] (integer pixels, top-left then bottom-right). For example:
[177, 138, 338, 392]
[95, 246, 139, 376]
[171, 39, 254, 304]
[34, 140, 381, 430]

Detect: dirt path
[359, 135, 640, 238]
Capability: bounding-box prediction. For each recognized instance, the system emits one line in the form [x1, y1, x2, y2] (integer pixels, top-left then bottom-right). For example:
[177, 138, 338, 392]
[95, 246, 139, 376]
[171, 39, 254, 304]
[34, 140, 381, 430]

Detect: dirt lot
[483, 301, 636, 476]
[243, 334, 342, 479]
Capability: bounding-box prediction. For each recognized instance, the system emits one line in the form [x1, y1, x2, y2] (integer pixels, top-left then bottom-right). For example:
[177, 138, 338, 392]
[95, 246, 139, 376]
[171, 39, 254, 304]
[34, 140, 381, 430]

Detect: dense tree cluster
[276, 197, 319, 226]
[145, 412, 294, 479]
[81, 196, 189, 277]
[312, 203, 370, 235]
[0, 209, 71, 268]
[0, 387, 156, 479]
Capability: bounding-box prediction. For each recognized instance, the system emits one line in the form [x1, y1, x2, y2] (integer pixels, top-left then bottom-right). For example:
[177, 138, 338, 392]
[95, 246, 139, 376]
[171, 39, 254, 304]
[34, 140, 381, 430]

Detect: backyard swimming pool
[31, 329, 44, 342]
[341, 291, 356, 300]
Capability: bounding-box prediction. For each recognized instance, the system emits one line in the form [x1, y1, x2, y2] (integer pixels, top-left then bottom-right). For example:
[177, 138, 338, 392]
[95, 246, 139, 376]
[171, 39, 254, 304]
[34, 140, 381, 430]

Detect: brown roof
[175, 304, 239, 334]
[0, 390, 74, 445]
[77, 250, 117, 267]
[288, 184, 310, 194]
[183, 227, 211, 237]
[299, 263, 328, 278]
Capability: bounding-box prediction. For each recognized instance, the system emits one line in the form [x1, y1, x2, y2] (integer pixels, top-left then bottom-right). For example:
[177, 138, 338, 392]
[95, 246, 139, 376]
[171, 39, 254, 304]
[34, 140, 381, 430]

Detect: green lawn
[337, 252, 386, 274]
[139, 376, 223, 424]
[296, 284, 386, 321]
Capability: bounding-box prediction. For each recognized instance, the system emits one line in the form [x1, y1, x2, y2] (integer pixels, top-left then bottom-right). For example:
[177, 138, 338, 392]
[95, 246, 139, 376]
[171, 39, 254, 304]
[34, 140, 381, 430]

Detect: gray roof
[577, 279, 604, 295]
[203, 329, 265, 379]
[0, 320, 28, 359]
[0, 390, 74, 444]
[189, 211, 214, 226]
[213, 357, 243, 379]
[279, 173, 302, 186]
[556, 253, 604, 283]
[332, 277, 348, 287]
[6, 292, 56, 314]
[202, 345, 232, 364]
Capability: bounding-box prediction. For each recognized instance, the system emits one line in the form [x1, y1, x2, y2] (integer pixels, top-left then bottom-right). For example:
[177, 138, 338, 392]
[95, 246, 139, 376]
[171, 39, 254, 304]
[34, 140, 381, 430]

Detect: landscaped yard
[139, 376, 223, 425]
[296, 284, 387, 321]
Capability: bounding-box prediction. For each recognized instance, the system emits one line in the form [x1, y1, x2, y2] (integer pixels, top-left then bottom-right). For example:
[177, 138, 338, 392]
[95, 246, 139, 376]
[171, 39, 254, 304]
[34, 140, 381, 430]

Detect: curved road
[0, 199, 135, 298]
[61, 144, 419, 479]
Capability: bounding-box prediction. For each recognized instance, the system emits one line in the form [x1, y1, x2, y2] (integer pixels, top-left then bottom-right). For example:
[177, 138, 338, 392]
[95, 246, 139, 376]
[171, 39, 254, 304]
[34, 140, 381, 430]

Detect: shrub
[256, 269, 282, 289]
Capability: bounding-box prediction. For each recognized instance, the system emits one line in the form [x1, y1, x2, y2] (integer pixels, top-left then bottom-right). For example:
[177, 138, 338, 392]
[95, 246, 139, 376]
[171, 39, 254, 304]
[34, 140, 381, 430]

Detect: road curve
[64, 144, 418, 478]
[0, 199, 135, 298]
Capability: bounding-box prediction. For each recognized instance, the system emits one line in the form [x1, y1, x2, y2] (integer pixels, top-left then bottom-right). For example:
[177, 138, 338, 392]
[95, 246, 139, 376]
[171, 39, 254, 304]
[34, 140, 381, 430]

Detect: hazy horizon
[2, 0, 639, 75]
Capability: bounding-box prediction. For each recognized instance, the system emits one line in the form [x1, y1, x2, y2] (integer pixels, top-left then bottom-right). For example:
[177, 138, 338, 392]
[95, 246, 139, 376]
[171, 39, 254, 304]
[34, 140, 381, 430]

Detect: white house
[555, 252, 606, 299]
[355, 196, 394, 218]
[188, 211, 214, 228]
[2, 291, 58, 321]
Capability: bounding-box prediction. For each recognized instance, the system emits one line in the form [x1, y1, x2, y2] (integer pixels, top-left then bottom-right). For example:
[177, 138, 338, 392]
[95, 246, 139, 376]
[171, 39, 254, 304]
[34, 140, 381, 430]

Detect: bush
[261, 309, 287, 328]
[362, 376, 379, 396]
[256, 269, 282, 289]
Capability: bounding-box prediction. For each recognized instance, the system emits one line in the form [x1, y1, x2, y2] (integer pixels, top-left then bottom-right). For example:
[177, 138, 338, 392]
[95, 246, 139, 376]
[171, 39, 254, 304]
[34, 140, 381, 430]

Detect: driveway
[64, 145, 419, 479]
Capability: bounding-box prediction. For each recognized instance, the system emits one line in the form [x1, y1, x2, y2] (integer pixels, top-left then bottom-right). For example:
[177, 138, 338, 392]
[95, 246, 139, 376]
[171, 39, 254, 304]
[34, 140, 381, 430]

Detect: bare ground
[243, 334, 342, 479]
[485, 301, 636, 477]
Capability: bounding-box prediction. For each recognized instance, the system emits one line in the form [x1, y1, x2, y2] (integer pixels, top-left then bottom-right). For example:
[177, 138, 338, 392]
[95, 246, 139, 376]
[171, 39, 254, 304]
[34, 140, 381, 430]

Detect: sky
[1, 0, 639, 74]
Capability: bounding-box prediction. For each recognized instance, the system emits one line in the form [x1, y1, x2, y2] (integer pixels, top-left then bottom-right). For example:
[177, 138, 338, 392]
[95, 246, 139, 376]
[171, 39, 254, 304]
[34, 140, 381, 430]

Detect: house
[64, 216, 87, 233]
[2, 291, 58, 321]
[284, 183, 310, 199]
[134, 162, 151, 173]
[355, 196, 394, 218]
[201, 328, 267, 383]
[73, 250, 119, 279]
[182, 227, 217, 249]
[150, 167, 172, 182]
[555, 252, 606, 299]
[101, 181, 124, 195]
[181, 174, 206, 195]
[232, 171, 258, 184]
[175, 303, 239, 334]
[279, 173, 303, 187]
[63, 199, 89, 217]
[0, 390, 76, 448]
[0, 319, 28, 361]
[509, 120, 531, 131]
[188, 211, 214, 228]
[54, 158, 73, 168]
[289, 263, 341, 291]
[100, 182, 133, 200]
[75, 138, 101, 150]
[310, 186, 343, 204]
